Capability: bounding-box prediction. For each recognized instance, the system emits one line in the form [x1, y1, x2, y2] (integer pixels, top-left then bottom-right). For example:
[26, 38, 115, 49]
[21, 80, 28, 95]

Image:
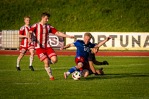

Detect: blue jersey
[74, 40, 95, 61]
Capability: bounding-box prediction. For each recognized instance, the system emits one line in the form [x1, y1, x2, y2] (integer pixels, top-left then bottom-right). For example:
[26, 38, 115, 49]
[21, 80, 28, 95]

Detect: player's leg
[16, 48, 27, 71]
[43, 58, 54, 80]
[29, 48, 35, 71]
[47, 48, 57, 64]
[64, 57, 84, 79]
[36, 48, 54, 80]
[82, 69, 89, 78]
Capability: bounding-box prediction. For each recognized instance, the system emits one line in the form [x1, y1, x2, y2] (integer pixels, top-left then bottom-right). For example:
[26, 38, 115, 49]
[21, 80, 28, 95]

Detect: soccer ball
[72, 71, 81, 80]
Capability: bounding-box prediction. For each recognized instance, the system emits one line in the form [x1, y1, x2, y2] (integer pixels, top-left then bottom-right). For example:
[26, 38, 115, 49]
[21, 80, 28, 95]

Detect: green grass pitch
[0, 55, 149, 99]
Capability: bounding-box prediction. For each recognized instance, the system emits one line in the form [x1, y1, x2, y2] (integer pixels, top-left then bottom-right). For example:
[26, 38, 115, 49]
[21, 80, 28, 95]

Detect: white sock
[66, 72, 70, 75]
[17, 58, 20, 67]
[45, 67, 52, 78]
[29, 56, 34, 66]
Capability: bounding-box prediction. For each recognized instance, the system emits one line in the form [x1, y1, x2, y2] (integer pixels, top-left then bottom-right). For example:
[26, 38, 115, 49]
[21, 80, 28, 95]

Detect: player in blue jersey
[60, 33, 94, 79]
[61, 32, 110, 79]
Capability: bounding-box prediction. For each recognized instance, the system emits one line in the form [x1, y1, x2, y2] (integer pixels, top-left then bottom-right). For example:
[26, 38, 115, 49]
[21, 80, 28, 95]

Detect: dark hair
[41, 12, 50, 18]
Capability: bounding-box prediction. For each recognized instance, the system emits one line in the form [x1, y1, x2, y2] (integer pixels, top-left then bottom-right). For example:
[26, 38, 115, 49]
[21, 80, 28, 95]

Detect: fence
[1, 30, 19, 50]
[0, 30, 64, 50]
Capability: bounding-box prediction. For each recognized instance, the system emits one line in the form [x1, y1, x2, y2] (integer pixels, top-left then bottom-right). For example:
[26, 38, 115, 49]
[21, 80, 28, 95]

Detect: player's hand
[69, 35, 75, 39]
[60, 47, 64, 50]
[94, 72, 99, 76]
[107, 37, 112, 41]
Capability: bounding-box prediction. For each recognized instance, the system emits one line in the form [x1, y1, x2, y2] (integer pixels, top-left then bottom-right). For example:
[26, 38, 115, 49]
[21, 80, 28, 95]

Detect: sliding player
[16, 16, 35, 71]
[61, 33, 96, 79]
[28, 12, 74, 80]
[62, 35, 111, 79]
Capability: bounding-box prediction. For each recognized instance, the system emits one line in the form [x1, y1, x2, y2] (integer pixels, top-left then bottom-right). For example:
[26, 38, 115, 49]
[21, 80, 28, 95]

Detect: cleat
[64, 72, 68, 79]
[29, 66, 34, 71]
[50, 76, 55, 80]
[103, 61, 109, 65]
[16, 67, 21, 71]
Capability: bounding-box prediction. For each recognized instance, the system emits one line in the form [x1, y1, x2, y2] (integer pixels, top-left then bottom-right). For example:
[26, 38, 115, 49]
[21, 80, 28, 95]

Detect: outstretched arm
[95, 37, 111, 48]
[55, 31, 74, 38]
[60, 43, 75, 50]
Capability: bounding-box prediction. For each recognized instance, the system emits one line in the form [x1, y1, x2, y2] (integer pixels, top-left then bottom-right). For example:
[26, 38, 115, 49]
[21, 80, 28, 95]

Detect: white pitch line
[14, 82, 40, 85]
[0, 67, 70, 72]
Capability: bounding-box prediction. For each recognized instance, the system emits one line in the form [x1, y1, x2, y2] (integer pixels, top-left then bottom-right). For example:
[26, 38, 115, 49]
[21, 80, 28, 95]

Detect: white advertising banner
[66, 32, 149, 50]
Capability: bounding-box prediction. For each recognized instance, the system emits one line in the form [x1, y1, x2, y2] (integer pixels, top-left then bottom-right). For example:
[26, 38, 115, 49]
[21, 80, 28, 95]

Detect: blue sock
[68, 66, 77, 73]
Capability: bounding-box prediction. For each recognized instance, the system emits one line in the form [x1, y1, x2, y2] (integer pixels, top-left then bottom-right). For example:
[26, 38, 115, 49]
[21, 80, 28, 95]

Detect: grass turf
[0, 0, 149, 32]
[0, 55, 149, 99]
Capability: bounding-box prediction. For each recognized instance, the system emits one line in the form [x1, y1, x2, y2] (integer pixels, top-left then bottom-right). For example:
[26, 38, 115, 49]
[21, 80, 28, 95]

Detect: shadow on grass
[84, 73, 149, 80]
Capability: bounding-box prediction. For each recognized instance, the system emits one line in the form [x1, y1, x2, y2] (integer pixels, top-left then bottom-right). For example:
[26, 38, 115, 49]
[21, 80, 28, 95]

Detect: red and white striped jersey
[30, 23, 57, 49]
[19, 25, 30, 48]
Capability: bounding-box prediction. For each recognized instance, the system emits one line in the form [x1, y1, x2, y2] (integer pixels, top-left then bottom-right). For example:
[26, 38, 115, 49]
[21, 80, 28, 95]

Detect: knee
[82, 69, 89, 78]
[51, 58, 57, 64]
[76, 62, 83, 69]
[50, 56, 58, 64]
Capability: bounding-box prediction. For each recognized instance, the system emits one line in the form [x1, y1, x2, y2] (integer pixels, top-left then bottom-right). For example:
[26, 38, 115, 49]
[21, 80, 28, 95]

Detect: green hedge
[0, 0, 149, 32]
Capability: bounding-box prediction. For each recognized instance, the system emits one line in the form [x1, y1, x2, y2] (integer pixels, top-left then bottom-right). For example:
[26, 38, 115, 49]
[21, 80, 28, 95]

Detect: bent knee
[50, 56, 58, 64]
[76, 62, 83, 69]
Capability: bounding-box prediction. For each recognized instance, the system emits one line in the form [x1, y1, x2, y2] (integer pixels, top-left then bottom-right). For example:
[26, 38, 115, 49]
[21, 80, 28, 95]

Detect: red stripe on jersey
[19, 26, 30, 48]
[30, 23, 58, 49]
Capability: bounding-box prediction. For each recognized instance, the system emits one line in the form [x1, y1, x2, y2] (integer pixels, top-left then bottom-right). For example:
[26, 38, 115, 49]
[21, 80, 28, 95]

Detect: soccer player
[62, 35, 111, 79]
[82, 37, 111, 77]
[82, 47, 108, 77]
[16, 16, 35, 71]
[28, 12, 74, 80]
[61, 33, 96, 79]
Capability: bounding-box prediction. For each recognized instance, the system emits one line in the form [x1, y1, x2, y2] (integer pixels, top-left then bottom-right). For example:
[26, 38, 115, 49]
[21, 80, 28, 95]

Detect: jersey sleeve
[30, 24, 37, 33]
[19, 26, 24, 35]
[73, 40, 79, 47]
[49, 25, 58, 34]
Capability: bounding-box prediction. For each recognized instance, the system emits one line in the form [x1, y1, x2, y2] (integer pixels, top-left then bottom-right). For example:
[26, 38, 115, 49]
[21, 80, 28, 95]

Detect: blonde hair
[84, 32, 92, 38]
[24, 16, 30, 20]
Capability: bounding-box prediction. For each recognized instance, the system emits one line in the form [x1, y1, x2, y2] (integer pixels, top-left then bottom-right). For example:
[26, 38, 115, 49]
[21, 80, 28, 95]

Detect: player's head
[24, 16, 30, 25]
[41, 12, 50, 24]
[91, 47, 99, 54]
[83, 32, 92, 44]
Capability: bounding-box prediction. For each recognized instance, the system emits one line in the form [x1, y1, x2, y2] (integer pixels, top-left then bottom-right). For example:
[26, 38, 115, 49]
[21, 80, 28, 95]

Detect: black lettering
[109, 35, 117, 47]
[74, 35, 82, 41]
[98, 35, 107, 47]
[120, 35, 128, 47]
[132, 36, 140, 47]
[143, 35, 149, 47]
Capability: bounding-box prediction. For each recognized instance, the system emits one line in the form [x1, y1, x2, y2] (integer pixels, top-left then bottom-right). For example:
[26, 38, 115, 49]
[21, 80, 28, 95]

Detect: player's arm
[94, 37, 111, 48]
[19, 28, 27, 38]
[55, 31, 74, 38]
[88, 61, 98, 74]
[60, 43, 74, 50]
[19, 34, 27, 38]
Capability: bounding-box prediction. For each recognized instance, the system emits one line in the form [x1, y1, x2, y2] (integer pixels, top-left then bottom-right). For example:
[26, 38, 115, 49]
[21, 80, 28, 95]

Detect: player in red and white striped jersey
[16, 16, 35, 71]
[29, 12, 74, 80]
